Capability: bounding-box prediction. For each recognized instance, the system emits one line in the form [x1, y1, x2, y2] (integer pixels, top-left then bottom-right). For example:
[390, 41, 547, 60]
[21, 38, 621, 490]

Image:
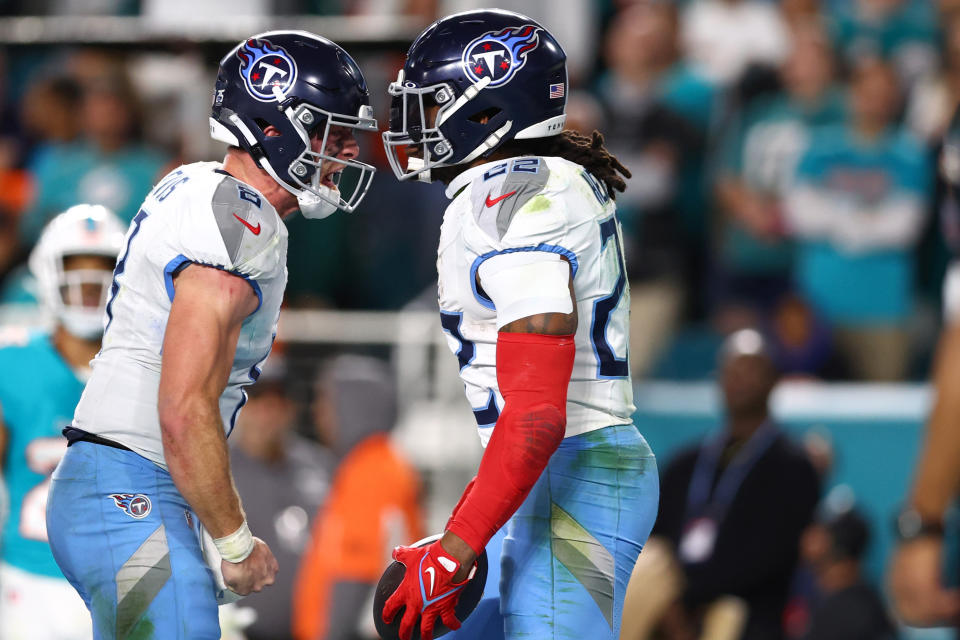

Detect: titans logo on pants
[237, 38, 298, 102]
[109, 493, 152, 519]
[461, 25, 541, 88]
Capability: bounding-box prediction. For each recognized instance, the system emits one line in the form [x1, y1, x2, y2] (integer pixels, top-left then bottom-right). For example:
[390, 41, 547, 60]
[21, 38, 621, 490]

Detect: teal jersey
[659, 63, 716, 133]
[793, 125, 931, 324]
[829, 0, 938, 61]
[20, 141, 167, 246]
[0, 331, 85, 577]
[718, 89, 848, 275]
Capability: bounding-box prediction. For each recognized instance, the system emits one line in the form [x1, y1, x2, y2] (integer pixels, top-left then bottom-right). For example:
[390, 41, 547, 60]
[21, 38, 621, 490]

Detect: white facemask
[60, 307, 105, 340]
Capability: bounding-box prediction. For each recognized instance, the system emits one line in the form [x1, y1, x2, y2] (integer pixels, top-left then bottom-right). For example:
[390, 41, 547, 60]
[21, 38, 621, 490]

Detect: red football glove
[382, 540, 474, 640]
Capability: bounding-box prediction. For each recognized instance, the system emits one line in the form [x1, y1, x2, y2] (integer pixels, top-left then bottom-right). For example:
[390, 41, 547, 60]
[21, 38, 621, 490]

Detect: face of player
[59, 254, 115, 309]
[403, 104, 441, 161]
[57, 253, 115, 340]
[315, 124, 360, 187]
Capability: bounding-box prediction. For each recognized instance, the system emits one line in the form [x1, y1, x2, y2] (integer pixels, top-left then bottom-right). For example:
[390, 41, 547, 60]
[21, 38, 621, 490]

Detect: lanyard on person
[678, 421, 779, 564]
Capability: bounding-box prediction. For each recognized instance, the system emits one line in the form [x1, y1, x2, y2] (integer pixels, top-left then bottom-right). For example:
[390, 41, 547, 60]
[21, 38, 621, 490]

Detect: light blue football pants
[46, 441, 220, 640]
[451, 423, 659, 640]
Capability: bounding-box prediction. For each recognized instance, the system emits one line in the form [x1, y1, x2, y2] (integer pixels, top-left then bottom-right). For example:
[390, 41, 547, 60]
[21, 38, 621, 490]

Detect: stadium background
[0, 0, 956, 638]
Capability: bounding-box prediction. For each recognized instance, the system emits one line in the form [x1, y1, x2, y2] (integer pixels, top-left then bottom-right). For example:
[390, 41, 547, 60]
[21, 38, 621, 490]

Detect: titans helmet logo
[462, 25, 541, 88]
[237, 38, 298, 103]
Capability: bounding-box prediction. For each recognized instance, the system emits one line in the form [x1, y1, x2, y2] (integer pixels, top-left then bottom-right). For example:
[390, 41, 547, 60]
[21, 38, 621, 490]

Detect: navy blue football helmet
[211, 30, 377, 217]
[383, 9, 567, 182]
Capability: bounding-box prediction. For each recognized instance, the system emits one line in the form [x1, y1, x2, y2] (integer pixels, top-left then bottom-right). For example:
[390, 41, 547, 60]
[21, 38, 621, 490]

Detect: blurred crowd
[0, 2, 954, 640]
[1, 0, 959, 383]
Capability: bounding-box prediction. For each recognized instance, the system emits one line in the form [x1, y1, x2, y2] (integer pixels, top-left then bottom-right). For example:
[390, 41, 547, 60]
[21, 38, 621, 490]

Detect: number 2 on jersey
[19, 437, 68, 542]
[591, 216, 629, 378]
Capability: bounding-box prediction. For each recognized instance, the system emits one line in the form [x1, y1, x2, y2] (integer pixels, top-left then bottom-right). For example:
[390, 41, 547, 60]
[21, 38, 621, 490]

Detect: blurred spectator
[20, 65, 168, 246]
[797, 504, 894, 640]
[767, 294, 837, 378]
[563, 89, 603, 137]
[0, 74, 84, 301]
[230, 356, 335, 640]
[784, 58, 930, 381]
[293, 355, 423, 640]
[20, 75, 82, 158]
[828, 0, 939, 88]
[595, 1, 713, 377]
[714, 25, 845, 327]
[652, 329, 821, 640]
[681, 0, 791, 87]
[905, 11, 960, 145]
[781, 0, 822, 31]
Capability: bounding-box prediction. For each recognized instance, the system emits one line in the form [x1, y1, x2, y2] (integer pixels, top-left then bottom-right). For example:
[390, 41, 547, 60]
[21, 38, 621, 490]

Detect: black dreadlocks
[513, 130, 631, 199]
[434, 130, 631, 199]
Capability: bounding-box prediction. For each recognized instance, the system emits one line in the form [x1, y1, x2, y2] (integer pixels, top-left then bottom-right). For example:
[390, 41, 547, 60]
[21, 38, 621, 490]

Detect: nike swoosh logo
[485, 190, 517, 208]
[425, 566, 436, 596]
[233, 213, 261, 236]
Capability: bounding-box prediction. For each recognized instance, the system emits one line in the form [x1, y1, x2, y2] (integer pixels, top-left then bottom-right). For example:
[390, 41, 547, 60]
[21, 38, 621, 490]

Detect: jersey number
[20, 437, 67, 542]
[591, 217, 629, 378]
[439, 311, 475, 371]
[104, 208, 149, 335]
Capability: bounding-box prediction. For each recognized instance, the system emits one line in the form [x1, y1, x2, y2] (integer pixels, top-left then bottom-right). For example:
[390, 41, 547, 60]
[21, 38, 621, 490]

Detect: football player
[44, 31, 377, 639]
[0, 204, 125, 640]
[380, 9, 659, 640]
[889, 107, 960, 625]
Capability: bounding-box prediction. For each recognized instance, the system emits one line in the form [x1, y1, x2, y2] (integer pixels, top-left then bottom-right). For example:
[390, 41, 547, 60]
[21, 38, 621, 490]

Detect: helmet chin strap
[60, 307, 105, 341]
[406, 157, 432, 183]
[297, 187, 339, 219]
[255, 156, 340, 219]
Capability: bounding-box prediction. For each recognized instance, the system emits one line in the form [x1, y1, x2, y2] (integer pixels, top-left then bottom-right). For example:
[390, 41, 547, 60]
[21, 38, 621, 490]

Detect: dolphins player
[45, 31, 377, 639]
[380, 9, 659, 640]
[0, 204, 124, 640]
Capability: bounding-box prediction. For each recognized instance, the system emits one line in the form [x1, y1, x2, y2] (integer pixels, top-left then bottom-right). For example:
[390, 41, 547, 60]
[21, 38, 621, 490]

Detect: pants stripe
[115, 524, 171, 640]
[550, 502, 616, 627]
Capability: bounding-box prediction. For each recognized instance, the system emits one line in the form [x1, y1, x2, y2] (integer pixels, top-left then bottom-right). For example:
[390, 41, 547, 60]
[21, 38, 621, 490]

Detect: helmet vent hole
[467, 107, 501, 124]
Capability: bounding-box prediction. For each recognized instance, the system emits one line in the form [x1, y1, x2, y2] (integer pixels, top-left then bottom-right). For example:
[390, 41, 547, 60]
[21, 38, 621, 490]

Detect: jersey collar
[444, 160, 509, 200]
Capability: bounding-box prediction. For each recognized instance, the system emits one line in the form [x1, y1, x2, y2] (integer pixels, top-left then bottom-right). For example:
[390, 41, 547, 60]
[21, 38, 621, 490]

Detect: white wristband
[214, 520, 255, 563]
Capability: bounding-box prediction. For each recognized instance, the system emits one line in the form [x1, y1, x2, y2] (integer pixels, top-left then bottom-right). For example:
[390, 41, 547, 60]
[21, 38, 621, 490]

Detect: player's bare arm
[158, 263, 277, 595]
[890, 319, 960, 625]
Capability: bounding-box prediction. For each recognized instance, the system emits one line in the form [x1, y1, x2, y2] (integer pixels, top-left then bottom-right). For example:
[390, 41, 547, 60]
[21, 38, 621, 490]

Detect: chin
[278, 200, 300, 219]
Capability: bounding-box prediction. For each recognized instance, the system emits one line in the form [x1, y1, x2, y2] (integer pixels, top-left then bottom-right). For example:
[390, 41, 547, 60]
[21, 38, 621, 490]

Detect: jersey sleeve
[465, 157, 573, 252]
[165, 176, 283, 290]
[496, 172, 570, 249]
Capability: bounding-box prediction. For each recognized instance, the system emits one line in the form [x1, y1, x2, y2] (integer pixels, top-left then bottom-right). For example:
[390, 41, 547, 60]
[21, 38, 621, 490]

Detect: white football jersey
[73, 162, 288, 468]
[437, 156, 634, 446]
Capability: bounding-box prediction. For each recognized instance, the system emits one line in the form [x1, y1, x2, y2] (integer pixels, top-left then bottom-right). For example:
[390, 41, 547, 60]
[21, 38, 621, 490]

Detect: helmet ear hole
[467, 106, 502, 124]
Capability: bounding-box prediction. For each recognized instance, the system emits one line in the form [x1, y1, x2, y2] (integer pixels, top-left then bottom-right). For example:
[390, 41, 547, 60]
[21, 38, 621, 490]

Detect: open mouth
[318, 164, 346, 189]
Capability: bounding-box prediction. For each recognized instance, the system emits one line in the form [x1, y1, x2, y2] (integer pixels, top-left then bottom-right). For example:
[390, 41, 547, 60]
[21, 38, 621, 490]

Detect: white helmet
[29, 204, 126, 339]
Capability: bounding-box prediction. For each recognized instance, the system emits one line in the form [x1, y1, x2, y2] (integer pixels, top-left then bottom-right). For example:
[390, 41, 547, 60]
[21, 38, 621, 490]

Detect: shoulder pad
[469, 157, 554, 242]
[209, 176, 280, 269]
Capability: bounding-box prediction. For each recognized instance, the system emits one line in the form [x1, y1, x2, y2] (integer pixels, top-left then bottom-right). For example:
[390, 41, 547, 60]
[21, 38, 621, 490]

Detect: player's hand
[382, 540, 473, 640]
[889, 536, 960, 626]
[220, 537, 278, 596]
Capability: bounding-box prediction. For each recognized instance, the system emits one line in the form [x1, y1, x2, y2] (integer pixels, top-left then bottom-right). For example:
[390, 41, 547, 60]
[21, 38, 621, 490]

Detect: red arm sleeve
[446, 332, 575, 554]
